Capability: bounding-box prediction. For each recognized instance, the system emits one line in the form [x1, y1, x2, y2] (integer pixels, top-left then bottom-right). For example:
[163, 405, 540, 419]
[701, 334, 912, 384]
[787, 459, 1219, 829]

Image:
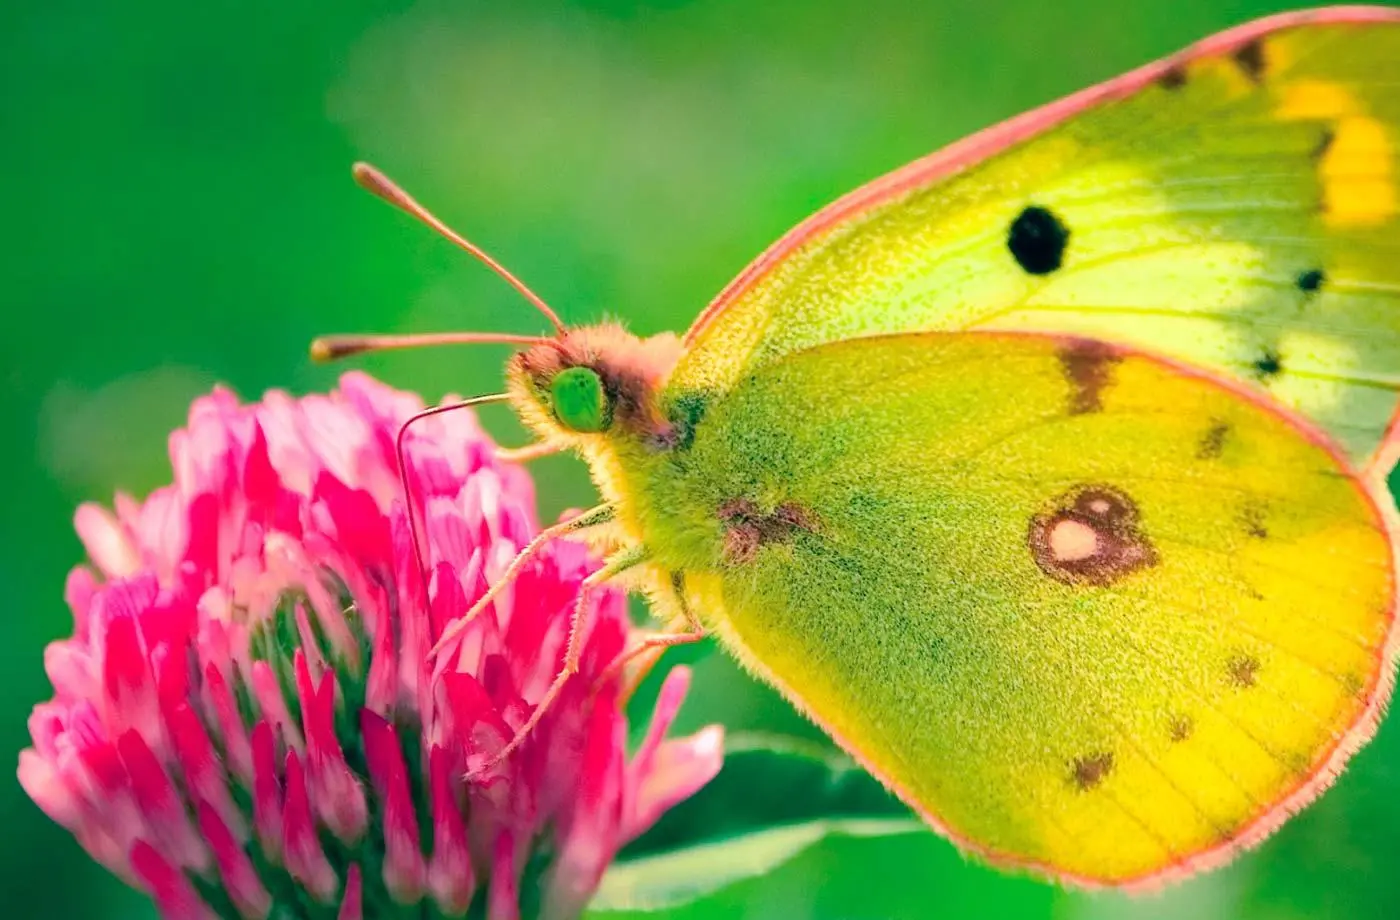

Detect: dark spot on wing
[1028, 484, 1158, 587]
[719, 498, 817, 565]
[1197, 420, 1230, 460]
[1241, 502, 1269, 539]
[1227, 653, 1261, 688]
[1233, 39, 1266, 83]
[1058, 339, 1121, 414]
[1157, 65, 1188, 90]
[1169, 716, 1194, 743]
[1071, 752, 1114, 790]
[1285, 749, 1313, 775]
[1342, 671, 1366, 696]
[1296, 268, 1325, 294]
[1252, 348, 1283, 381]
[1312, 127, 1336, 162]
[1008, 205, 1070, 275]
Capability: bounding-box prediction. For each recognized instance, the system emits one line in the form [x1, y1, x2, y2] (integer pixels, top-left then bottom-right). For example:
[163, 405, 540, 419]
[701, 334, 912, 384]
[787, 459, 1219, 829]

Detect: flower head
[19, 372, 722, 919]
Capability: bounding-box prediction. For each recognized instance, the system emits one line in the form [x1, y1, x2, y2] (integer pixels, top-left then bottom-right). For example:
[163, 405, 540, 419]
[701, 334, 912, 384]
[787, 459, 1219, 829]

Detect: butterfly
[315, 6, 1400, 889]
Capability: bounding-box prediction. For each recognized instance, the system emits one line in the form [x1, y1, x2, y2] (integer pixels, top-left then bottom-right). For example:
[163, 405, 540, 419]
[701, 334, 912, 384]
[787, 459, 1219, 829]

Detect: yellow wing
[673, 9, 1400, 473]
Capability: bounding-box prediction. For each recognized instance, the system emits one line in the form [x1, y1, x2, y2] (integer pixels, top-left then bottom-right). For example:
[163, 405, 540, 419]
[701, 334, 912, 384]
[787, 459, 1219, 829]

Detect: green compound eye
[549, 366, 612, 433]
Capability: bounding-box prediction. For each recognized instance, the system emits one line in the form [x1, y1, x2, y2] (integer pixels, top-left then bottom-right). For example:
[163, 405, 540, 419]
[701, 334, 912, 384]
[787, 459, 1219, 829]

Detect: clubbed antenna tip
[349, 162, 568, 335]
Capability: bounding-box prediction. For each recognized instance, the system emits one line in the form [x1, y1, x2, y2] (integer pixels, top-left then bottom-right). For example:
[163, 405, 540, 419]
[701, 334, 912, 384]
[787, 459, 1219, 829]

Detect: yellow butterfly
[317, 7, 1400, 888]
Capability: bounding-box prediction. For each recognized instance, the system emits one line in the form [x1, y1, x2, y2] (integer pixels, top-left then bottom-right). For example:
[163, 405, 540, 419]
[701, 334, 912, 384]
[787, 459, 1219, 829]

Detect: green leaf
[590, 817, 926, 914]
[621, 732, 908, 860]
[588, 733, 922, 916]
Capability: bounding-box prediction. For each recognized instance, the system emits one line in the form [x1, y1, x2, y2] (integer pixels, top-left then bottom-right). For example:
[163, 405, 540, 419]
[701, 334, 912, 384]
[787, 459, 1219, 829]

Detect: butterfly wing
[671, 9, 1400, 471]
[656, 331, 1396, 885]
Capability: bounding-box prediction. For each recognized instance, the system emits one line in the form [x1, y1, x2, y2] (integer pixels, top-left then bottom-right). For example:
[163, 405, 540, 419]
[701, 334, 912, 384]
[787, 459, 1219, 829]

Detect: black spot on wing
[1241, 501, 1269, 539]
[1157, 65, 1188, 90]
[1008, 205, 1070, 275]
[1071, 752, 1114, 790]
[1312, 128, 1335, 162]
[1297, 268, 1325, 294]
[1197, 420, 1230, 460]
[1227, 653, 1261, 688]
[1252, 348, 1283, 381]
[1232, 39, 1266, 83]
[1169, 715, 1194, 743]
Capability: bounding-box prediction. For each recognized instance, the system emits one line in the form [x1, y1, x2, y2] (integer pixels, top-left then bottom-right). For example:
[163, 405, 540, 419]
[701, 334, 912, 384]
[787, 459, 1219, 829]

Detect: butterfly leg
[429, 502, 616, 660]
[465, 543, 649, 779]
[495, 441, 565, 463]
[602, 571, 707, 695]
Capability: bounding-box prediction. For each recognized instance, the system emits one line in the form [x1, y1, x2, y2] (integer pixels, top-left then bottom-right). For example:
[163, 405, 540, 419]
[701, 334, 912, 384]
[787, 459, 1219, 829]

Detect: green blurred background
[5, 0, 1400, 917]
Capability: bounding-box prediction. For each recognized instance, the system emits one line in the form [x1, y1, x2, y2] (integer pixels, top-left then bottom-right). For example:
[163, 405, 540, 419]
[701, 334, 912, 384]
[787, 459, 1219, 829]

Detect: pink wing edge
[711, 329, 1400, 890]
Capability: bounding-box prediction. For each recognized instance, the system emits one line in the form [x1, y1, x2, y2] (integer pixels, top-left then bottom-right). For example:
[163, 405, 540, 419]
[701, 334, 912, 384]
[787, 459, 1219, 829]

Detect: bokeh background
[5, 0, 1400, 917]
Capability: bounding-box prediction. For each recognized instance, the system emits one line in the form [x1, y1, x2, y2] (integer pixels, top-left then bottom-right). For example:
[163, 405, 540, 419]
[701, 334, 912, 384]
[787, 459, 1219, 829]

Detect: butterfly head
[508, 323, 682, 446]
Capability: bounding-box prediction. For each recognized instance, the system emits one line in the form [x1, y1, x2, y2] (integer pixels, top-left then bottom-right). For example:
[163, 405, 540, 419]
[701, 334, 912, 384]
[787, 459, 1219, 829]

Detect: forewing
[673, 9, 1400, 470]
[675, 331, 1396, 885]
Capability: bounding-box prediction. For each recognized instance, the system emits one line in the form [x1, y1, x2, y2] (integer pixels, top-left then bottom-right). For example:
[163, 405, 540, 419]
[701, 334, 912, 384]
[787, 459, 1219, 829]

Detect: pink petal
[338, 863, 364, 920]
[295, 653, 367, 843]
[312, 473, 392, 568]
[427, 745, 473, 913]
[242, 424, 301, 537]
[439, 670, 511, 776]
[17, 748, 80, 830]
[64, 566, 100, 640]
[74, 504, 140, 578]
[623, 667, 725, 842]
[44, 640, 97, 702]
[250, 659, 304, 752]
[487, 831, 521, 920]
[117, 729, 209, 872]
[136, 486, 193, 576]
[131, 840, 214, 920]
[630, 726, 725, 840]
[282, 750, 338, 903]
[202, 663, 253, 786]
[361, 711, 425, 904]
[250, 721, 283, 861]
[364, 607, 398, 716]
[100, 593, 161, 743]
[197, 802, 271, 919]
[542, 692, 624, 919]
[180, 492, 222, 580]
[164, 700, 245, 841]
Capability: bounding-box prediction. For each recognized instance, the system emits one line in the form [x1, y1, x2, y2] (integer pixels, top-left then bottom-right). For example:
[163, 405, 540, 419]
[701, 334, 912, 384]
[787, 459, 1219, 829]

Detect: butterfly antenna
[310, 331, 547, 362]
[352, 162, 567, 335]
[396, 393, 514, 617]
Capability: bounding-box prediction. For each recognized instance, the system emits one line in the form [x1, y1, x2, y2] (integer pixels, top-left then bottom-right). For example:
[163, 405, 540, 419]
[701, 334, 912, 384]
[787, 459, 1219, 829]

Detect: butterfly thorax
[506, 324, 740, 574]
